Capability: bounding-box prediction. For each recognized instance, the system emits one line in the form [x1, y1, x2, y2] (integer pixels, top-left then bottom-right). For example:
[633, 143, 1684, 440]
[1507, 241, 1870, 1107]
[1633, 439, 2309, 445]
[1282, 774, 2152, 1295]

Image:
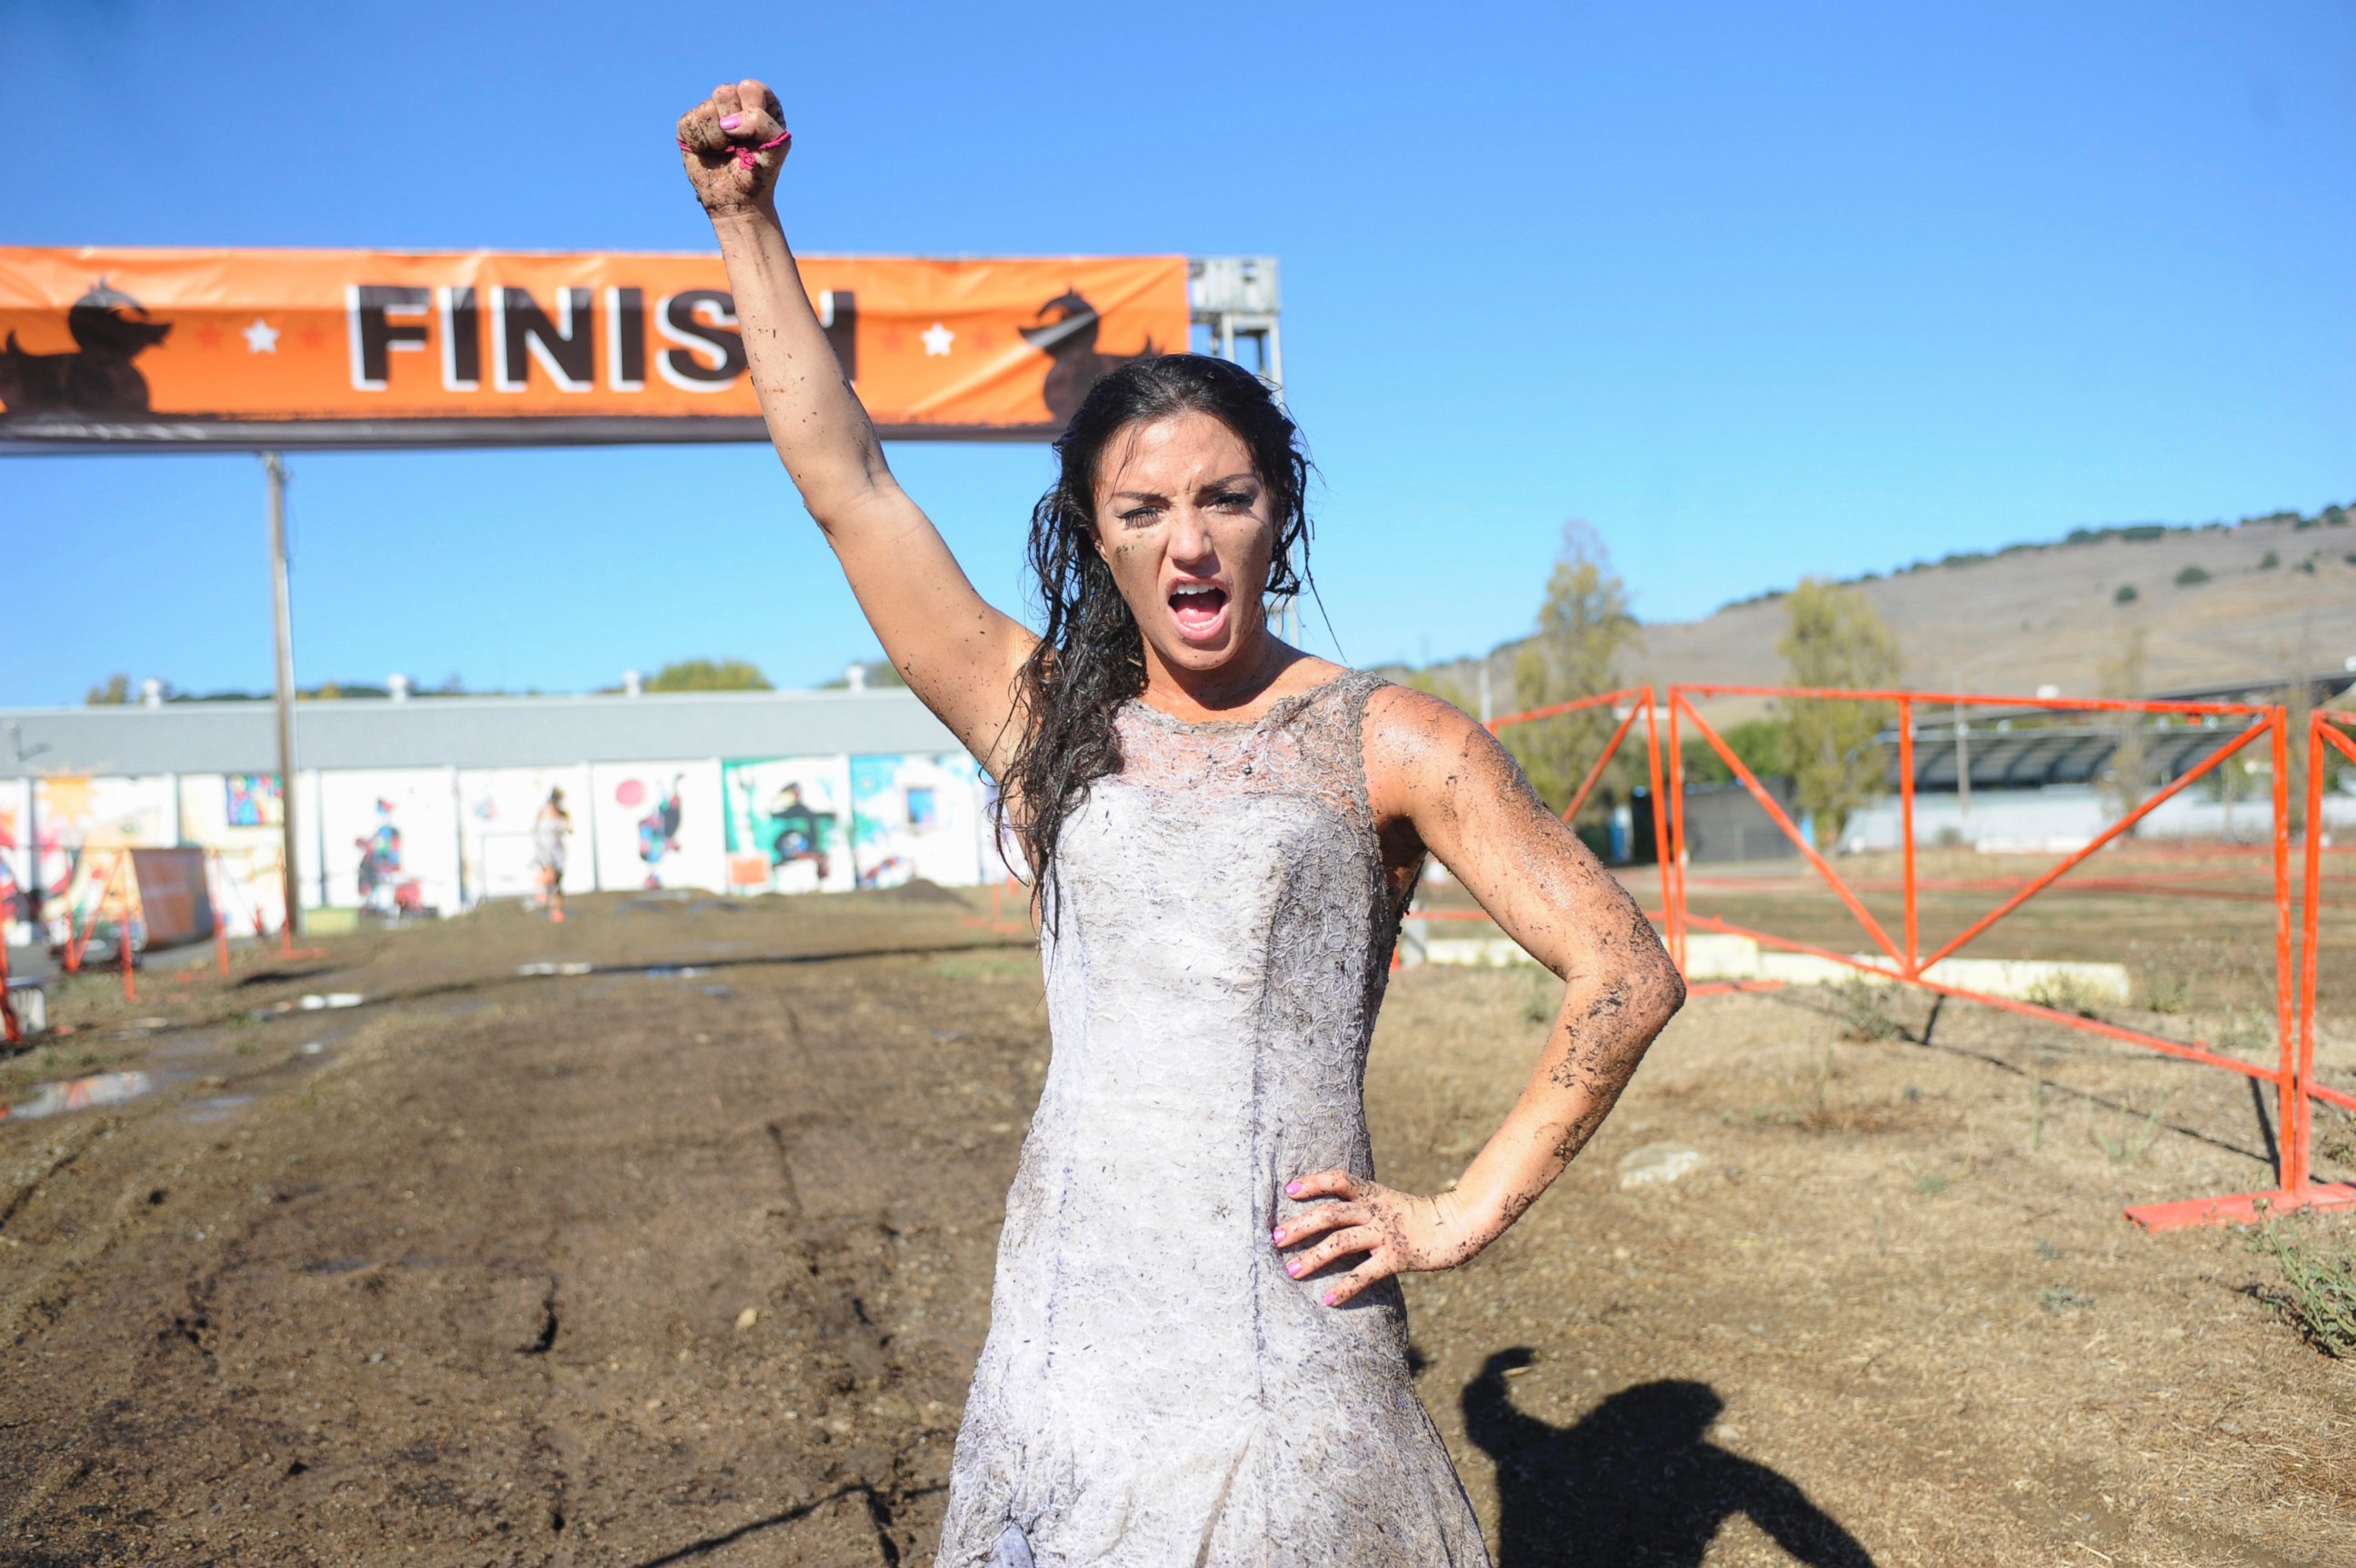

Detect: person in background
[532, 787, 572, 923]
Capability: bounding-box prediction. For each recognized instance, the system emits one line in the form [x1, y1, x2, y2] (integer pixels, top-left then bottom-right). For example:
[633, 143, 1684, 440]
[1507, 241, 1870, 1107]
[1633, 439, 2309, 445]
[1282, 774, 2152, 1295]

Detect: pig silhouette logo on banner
[0, 281, 173, 414]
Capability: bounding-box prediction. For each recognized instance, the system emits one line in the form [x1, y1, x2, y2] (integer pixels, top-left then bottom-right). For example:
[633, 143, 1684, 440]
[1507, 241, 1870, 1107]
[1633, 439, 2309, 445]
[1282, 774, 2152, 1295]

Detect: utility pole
[264, 453, 303, 938]
[1954, 704, 1971, 825]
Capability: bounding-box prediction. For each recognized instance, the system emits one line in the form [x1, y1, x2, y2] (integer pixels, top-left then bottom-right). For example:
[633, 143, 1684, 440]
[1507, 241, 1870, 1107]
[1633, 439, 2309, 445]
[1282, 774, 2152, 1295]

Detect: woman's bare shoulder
[1360, 680, 1533, 822]
[1362, 678, 1488, 744]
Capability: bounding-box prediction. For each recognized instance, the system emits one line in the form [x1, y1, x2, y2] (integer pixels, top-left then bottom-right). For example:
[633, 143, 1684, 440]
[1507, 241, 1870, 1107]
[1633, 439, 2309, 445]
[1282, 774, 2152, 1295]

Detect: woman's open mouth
[1168, 583, 1231, 642]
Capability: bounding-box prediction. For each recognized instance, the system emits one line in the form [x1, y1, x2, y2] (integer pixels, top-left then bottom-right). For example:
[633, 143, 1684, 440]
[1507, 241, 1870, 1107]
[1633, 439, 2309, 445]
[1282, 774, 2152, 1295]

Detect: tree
[1777, 578, 1901, 849]
[644, 658, 774, 693]
[1400, 667, 1472, 712]
[1680, 717, 1791, 785]
[2096, 627, 2150, 827]
[1504, 523, 1642, 824]
[85, 674, 131, 705]
[819, 659, 908, 691]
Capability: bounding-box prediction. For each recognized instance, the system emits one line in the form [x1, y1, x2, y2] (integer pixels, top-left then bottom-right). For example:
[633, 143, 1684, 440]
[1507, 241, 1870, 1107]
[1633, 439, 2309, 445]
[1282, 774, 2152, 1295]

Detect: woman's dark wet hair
[1002, 354, 1313, 920]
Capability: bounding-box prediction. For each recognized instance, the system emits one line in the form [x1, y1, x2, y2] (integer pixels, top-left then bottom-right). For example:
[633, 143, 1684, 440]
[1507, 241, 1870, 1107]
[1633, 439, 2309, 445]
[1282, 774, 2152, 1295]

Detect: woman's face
[1090, 410, 1277, 677]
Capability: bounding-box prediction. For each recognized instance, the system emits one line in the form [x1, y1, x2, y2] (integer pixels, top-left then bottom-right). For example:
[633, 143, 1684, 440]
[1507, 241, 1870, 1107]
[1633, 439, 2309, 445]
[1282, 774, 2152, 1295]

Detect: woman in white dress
[677, 79, 1686, 1567]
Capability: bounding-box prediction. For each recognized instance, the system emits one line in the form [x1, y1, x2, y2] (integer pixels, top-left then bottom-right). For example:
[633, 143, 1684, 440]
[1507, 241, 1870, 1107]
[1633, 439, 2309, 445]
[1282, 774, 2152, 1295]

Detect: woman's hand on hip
[1273, 1169, 1497, 1307]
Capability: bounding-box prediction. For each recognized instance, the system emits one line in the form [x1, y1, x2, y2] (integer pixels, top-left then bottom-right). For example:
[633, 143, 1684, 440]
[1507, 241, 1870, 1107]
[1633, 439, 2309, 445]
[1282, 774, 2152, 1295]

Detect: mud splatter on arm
[1368, 684, 1684, 1246]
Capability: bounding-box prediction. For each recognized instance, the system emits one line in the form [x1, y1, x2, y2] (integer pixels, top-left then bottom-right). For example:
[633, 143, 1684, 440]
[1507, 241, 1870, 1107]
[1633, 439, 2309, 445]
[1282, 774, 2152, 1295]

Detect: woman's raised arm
[678, 79, 1035, 772]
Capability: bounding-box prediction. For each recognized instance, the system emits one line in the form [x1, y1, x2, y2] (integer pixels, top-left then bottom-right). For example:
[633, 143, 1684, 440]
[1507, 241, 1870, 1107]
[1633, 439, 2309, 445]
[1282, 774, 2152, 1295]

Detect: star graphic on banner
[920, 321, 954, 357]
[242, 318, 280, 354]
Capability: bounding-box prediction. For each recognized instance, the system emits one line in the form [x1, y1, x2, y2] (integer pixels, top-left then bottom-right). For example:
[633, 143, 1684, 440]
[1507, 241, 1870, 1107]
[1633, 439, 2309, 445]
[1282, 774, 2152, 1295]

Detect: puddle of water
[700, 984, 734, 998]
[1, 1070, 156, 1123]
[517, 962, 594, 977]
[180, 1094, 255, 1125]
[251, 993, 365, 1019]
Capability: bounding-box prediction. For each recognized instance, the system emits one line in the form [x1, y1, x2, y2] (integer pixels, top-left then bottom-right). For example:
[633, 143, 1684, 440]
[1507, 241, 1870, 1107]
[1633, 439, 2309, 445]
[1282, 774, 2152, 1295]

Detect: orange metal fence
[1410, 681, 2351, 1229]
[1663, 683, 2349, 1230]
[2294, 705, 2356, 1200]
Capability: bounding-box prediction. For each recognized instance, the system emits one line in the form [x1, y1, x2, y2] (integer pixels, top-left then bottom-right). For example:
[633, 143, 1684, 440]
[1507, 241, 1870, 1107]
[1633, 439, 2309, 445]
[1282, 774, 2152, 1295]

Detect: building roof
[1895, 724, 2241, 793]
[0, 688, 962, 778]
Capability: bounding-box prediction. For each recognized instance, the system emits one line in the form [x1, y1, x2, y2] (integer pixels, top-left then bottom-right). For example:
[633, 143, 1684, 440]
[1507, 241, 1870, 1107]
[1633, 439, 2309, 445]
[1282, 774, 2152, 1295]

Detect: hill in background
[1411, 505, 2356, 720]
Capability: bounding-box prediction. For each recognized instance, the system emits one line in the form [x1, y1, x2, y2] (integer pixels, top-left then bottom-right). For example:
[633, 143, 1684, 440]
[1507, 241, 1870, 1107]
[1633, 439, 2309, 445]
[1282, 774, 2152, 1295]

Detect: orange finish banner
[0, 246, 1189, 449]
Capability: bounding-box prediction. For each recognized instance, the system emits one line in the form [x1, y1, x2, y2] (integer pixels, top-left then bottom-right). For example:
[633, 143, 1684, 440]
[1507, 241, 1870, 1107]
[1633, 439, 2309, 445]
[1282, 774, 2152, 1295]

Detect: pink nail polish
[1271, 1228, 1284, 1244]
[720, 114, 742, 131]
[1285, 1182, 1301, 1196]
[1285, 1260, 1302, 1277]
[1323, 1292, 1337, 1306]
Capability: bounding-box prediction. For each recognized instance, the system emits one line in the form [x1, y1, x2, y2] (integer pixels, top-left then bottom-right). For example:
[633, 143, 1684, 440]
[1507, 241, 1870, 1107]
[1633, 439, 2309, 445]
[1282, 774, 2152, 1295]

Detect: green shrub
[2175, 564, 2211, 587]
[2113, 584, 2139, 604]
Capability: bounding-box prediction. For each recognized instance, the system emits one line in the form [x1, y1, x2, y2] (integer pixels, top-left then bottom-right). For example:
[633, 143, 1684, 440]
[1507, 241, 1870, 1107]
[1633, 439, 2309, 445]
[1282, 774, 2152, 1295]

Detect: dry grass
[2026, 971, 2115, 1020]
[2244, 1217, 2356, 1357]
[1830, 978, 1904, 1043]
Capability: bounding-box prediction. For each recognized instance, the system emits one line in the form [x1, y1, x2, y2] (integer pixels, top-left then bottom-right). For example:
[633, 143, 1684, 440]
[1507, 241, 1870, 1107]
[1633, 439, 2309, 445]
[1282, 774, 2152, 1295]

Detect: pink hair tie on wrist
[679, 128, 792, 170]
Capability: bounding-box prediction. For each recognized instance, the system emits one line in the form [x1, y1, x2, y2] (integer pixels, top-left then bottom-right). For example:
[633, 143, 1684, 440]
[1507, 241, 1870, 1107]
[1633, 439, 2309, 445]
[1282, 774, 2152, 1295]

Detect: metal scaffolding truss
[1191, 257, 1282, 392]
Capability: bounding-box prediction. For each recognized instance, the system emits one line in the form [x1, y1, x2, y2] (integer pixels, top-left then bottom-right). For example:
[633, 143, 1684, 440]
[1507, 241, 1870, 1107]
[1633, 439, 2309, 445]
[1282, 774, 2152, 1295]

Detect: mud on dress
[934, 671, 1490, 1568]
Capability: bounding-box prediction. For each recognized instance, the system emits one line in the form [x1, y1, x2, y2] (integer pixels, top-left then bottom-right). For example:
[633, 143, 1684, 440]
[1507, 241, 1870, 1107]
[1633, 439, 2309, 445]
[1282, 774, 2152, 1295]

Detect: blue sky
[3, 2, 2350, 704]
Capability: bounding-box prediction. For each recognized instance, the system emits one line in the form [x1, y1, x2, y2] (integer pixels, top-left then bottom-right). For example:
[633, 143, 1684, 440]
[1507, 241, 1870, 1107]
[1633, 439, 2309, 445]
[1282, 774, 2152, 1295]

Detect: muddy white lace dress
[934, 670, 1491, 1568]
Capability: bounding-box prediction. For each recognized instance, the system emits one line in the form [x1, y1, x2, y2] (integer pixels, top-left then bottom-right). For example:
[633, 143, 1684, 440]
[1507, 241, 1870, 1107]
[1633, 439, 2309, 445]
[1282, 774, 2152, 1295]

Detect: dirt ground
[3, 881, 2351, 1567]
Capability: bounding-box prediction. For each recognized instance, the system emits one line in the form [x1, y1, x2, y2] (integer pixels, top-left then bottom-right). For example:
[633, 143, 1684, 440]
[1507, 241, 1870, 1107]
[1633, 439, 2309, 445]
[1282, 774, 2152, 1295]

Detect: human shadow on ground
[1462, 1348, 1877, 1567]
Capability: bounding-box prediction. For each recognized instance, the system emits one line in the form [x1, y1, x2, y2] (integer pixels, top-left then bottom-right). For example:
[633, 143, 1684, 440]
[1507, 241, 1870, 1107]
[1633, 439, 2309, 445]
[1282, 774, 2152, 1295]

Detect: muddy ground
[3, 881, 2351, 1567]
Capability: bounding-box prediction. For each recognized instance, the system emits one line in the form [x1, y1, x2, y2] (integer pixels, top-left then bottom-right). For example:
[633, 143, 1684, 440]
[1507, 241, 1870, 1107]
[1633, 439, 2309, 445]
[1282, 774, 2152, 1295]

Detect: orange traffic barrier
[2289, 704, 2356, 1208]
[1411, 679, 2347, 1229]
[1663, 683, 2350, 1230]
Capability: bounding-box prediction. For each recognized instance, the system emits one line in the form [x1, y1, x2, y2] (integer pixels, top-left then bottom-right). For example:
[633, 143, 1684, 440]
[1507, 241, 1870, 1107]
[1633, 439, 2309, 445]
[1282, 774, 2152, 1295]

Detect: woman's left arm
[1276, 686, 1686, 1305]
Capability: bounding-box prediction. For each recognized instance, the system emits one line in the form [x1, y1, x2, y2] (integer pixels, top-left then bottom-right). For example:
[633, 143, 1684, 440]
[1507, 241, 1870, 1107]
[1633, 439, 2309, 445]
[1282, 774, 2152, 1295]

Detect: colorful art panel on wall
[27, 774, 176, 922]
[0, 778, 26, 928]
[849, 754, 988, 890]
[315, 769, 461, 914]
[720, 756, 855, 895]
[225, 774, 284, 827]
[458, 766, 594, 902]
[589, 761, 724, 894]
[175, 773, 290, 933]
[35, 774, 175, 848]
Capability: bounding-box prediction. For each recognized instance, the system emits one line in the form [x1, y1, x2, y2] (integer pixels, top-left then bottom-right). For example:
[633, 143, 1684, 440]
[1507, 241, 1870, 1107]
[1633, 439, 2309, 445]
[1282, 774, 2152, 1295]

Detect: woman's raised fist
[676, 79, 790, 216]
